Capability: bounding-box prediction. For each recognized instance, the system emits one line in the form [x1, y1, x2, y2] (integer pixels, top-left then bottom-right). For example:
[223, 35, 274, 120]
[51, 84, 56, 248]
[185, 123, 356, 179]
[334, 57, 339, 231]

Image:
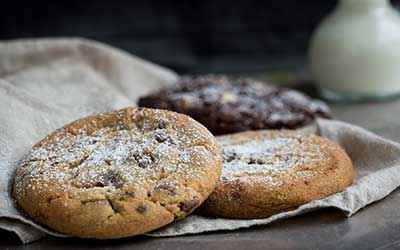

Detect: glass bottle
[309, 0, 400, 101]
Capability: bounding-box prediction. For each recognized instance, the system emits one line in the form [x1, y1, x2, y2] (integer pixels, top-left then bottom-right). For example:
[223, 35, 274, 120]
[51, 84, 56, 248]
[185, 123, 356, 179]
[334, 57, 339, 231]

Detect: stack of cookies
[13, 76, 355, 239]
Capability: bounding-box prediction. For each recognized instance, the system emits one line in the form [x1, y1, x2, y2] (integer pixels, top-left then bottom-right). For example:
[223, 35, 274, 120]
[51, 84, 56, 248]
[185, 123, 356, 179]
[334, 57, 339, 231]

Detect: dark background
[1, 0, 399, 74]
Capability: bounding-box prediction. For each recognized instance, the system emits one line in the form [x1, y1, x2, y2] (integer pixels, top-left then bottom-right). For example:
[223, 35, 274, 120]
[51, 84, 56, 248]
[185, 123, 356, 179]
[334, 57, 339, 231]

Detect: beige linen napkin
[1, 38, 400, 244]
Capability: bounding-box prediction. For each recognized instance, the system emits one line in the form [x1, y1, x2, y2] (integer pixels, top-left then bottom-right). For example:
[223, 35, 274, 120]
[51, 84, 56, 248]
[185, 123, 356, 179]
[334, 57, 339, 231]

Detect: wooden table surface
[2, 93, 400, 250]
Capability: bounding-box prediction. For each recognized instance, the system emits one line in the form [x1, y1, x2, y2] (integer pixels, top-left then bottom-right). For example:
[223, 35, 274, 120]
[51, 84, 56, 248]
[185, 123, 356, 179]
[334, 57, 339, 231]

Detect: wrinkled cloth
[1, 38, 399, 244]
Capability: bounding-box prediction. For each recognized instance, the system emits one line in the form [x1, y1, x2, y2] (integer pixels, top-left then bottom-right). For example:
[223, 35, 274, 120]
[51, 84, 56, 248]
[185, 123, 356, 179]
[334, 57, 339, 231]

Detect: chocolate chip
[104, 170, 123, 188]
[138, 160, 149, 168]
[231, 191, 241, 200]
[225, 152, 237, 162]
[180, 198, 199, 213]
[158, 119, 168, 129]
[136, 75, 331, 135]
[136, 204, 148, 214]
[138, 156, 152, 168]
[94, 182, 105, 187]
[129, 150, 140, 161]
[154, 130, 168, 142]
[248, 158, 257, 164]
[256, 159, 265, 164]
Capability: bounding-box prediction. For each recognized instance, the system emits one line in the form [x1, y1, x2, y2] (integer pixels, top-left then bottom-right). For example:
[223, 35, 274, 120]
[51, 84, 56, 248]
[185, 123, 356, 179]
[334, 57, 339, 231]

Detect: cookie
[13, 107, 222, 239]
[138, 75, 331, 135]
[200, 130, 355, 219]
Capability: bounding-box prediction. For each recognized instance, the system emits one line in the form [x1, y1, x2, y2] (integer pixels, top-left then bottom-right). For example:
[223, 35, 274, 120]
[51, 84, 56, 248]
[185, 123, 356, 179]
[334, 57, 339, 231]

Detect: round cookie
[13, 107, 222, 239]
[200, 130, 355, 219]
[138, 75, 331, 135]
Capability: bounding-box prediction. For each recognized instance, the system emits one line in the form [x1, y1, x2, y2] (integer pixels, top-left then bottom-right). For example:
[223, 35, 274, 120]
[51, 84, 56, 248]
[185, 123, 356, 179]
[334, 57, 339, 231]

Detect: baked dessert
[200, 130, 355, 219]
[13, 107, 222, 239]
[138, 75, 331, 135]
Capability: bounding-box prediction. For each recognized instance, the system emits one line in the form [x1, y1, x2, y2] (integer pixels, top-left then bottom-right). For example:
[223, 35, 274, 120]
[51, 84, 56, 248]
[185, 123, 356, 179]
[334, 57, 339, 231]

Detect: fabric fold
[1, 38, 399, 244]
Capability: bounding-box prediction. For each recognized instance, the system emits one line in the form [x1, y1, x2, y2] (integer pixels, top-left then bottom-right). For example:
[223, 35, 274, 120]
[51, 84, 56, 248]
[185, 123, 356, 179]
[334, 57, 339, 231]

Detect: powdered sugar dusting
[14, 112, 217, 199]
[218, 133, 325, 185]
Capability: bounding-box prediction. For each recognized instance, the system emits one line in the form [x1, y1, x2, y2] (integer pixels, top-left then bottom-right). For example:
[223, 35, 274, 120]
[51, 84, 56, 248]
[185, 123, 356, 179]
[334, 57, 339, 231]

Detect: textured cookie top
[201, 130, 354, 219]
[14, 107, 221, 225]
[217, 130, 331, 186]
[138, 75, 331, 135]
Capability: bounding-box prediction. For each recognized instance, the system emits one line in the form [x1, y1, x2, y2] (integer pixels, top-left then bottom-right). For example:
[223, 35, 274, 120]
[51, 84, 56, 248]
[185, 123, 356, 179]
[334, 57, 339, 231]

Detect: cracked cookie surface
[13, 107, 222, 239]
[138, 75, 331, 135]
[200, 130, 355, 219]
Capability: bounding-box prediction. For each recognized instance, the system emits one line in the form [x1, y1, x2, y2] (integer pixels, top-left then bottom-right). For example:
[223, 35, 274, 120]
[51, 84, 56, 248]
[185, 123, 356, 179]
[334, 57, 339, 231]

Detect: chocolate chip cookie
[138, 75, 331, 135]
[200, 130, 355, 219]
[13, 107, 222, 239]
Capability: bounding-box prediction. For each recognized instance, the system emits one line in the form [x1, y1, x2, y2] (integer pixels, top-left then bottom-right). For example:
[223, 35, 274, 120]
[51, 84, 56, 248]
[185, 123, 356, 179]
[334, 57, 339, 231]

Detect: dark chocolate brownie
[138, 75, 331, 135]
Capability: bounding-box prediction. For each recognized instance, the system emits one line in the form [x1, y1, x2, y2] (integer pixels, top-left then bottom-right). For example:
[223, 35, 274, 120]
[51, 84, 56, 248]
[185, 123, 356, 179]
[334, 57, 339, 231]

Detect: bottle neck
[339, 0, 390, 12]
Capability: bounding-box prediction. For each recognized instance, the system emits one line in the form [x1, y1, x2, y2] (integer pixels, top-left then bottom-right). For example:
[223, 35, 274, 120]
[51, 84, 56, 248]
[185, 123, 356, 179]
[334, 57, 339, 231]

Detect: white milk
[309, 0, 400, 101]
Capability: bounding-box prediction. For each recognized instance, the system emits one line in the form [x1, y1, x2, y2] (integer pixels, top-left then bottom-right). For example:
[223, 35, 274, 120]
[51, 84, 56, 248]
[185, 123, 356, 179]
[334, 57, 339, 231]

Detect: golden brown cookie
[13, 107, 222, 239]
[200, 130, 355, 219]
